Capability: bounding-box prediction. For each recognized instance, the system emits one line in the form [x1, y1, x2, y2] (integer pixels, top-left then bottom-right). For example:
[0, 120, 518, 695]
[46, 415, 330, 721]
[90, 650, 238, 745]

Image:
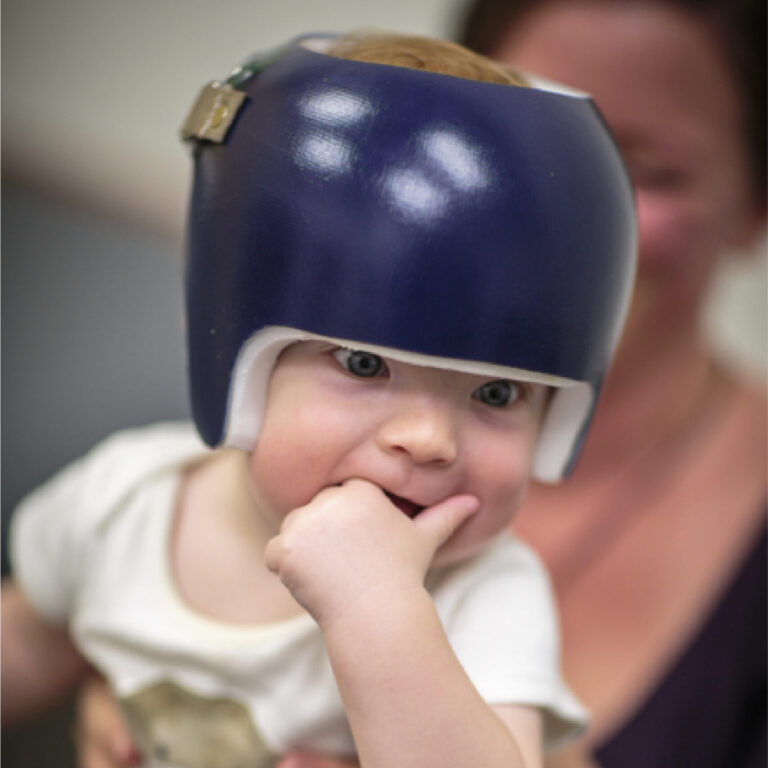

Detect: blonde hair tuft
[327, 32, 527, 87]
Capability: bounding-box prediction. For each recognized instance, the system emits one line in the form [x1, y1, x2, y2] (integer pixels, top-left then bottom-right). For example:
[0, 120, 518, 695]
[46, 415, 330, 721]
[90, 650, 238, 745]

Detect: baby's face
[248, 341, 547, 565]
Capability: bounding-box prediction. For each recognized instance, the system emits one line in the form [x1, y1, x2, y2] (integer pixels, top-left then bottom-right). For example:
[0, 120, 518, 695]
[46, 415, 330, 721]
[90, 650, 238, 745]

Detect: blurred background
[2, 1, 765, 765]
[1, 0, 471, 559]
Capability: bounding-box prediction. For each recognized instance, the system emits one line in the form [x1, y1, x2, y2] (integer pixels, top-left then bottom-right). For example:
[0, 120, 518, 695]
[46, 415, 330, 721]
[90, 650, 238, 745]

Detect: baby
[2, 32, 636, 768]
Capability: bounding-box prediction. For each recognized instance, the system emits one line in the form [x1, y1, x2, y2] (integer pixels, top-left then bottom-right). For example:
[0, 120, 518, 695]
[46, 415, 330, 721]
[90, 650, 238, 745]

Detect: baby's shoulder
[77, 422, 207, 510]
[10, 423, 209, 622]
[440, 533, 549, 583]
[429, 534, 555, 619]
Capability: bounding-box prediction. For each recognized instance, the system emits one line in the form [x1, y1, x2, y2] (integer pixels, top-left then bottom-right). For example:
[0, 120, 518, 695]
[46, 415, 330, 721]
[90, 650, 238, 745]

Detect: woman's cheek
[637, 192, 707, 270]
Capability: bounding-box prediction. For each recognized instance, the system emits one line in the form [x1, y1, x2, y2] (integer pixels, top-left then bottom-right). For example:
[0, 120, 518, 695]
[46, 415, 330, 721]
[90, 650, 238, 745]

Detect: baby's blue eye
[332, 348, 387, 378]
[473, 380, 519, 408]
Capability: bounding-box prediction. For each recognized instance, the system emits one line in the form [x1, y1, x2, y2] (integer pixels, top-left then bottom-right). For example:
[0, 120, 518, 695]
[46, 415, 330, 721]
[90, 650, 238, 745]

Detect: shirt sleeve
[9, 422, 202, 626]
[430, 535, 589, 749]
[9, 450, 95, 625]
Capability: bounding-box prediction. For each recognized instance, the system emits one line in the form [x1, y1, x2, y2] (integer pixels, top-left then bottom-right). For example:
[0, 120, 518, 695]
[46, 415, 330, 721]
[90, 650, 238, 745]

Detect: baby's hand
[265, 479, 478, 628]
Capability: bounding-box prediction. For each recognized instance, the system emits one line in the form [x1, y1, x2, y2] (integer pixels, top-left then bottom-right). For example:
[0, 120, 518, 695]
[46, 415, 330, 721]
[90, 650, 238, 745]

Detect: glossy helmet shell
[184, 35, 636, 481]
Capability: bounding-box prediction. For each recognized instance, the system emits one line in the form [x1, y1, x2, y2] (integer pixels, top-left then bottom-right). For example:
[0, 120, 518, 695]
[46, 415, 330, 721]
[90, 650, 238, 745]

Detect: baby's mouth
[384, 491, 425, 519]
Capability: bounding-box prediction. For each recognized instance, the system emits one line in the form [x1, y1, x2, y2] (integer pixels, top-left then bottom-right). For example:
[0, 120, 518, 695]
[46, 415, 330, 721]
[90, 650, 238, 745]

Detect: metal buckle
[180, 82, 247, 143]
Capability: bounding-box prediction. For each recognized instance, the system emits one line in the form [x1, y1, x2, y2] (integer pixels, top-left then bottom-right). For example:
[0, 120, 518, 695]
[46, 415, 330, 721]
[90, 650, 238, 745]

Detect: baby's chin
[430, 524, 495, 570]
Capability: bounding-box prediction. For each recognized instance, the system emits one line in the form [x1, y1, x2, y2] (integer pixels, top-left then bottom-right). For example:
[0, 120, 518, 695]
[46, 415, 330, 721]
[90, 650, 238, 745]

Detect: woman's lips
[384, 491, 425, 518]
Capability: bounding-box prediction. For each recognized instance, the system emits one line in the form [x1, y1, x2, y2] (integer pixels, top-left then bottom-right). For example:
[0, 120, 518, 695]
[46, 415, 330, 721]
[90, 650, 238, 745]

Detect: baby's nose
[376, 399, 459, 466]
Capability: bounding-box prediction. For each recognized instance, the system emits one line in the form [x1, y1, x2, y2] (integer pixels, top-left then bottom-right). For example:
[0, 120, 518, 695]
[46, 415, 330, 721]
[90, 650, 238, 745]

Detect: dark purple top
[595, 523, 767, 768]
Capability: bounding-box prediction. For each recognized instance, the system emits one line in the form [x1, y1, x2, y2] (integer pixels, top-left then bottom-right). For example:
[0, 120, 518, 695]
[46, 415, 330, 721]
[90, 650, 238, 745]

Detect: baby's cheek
[488, 478, 529, 528]
[484, 444, 532, 514]
[249, 434, 316, 515]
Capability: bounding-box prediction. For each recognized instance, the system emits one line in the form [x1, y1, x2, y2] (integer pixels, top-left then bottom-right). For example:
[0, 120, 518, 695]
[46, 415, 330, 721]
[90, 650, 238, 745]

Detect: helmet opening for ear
[224, 326, 594, 483]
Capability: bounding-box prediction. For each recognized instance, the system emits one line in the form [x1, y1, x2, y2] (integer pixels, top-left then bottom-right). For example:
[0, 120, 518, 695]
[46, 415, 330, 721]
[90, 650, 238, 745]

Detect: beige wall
[3, 0, 462, 235]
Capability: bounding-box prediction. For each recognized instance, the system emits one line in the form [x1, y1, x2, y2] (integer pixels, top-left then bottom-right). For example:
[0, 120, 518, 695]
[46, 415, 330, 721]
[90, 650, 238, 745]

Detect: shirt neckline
[153, 467, 316, 646]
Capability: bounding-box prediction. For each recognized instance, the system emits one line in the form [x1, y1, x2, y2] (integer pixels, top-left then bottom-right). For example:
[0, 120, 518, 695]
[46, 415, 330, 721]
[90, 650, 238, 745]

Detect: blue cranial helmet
[181, 33, 636, 482]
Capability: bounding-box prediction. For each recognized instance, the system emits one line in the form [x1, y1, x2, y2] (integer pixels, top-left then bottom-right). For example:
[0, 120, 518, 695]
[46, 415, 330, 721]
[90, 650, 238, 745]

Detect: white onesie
[11, 422, 586, 767]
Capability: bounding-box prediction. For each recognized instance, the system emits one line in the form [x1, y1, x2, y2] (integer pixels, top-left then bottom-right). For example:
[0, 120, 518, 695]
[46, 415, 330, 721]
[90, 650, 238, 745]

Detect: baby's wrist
[317, 581, 433, 639]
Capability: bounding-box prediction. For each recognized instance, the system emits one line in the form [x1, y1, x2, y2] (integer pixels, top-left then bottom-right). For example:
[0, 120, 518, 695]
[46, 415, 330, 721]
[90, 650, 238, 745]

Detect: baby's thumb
[414, 495, 479, 553]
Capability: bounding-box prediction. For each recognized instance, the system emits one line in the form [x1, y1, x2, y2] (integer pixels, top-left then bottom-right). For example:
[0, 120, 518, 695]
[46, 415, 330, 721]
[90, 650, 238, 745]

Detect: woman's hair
[327, 32, 528, 87]
[455, 0, 766, 207]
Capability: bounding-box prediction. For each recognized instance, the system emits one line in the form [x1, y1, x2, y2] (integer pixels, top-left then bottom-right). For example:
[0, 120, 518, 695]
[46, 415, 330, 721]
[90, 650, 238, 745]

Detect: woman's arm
[1, 578, 89, 725]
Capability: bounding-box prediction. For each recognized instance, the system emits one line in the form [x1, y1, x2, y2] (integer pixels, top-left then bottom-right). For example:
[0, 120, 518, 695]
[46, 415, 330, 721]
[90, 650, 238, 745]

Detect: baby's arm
[1, 578, 89, 724]
[322, 580, 541, 768]
[266, 479, 542, 768]
[324, 580, 540, 768]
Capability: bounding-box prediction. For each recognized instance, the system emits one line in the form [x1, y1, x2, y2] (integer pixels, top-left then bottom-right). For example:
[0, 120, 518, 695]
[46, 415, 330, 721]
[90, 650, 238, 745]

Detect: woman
[77, 2, 766, 766]
[458, 1, 767, 766]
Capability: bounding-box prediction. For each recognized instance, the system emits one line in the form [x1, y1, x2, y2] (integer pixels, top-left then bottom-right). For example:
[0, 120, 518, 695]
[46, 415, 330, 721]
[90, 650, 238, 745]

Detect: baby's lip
[384, 491, 426, 519]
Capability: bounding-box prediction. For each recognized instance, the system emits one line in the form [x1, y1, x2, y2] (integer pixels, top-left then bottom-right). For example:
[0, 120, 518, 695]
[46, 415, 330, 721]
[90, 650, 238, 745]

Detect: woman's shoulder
[701, 372, 766, 511]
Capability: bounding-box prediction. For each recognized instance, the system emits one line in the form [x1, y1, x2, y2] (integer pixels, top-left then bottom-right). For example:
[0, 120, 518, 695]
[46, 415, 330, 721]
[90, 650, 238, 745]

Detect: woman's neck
[571, 314, 713, 483]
